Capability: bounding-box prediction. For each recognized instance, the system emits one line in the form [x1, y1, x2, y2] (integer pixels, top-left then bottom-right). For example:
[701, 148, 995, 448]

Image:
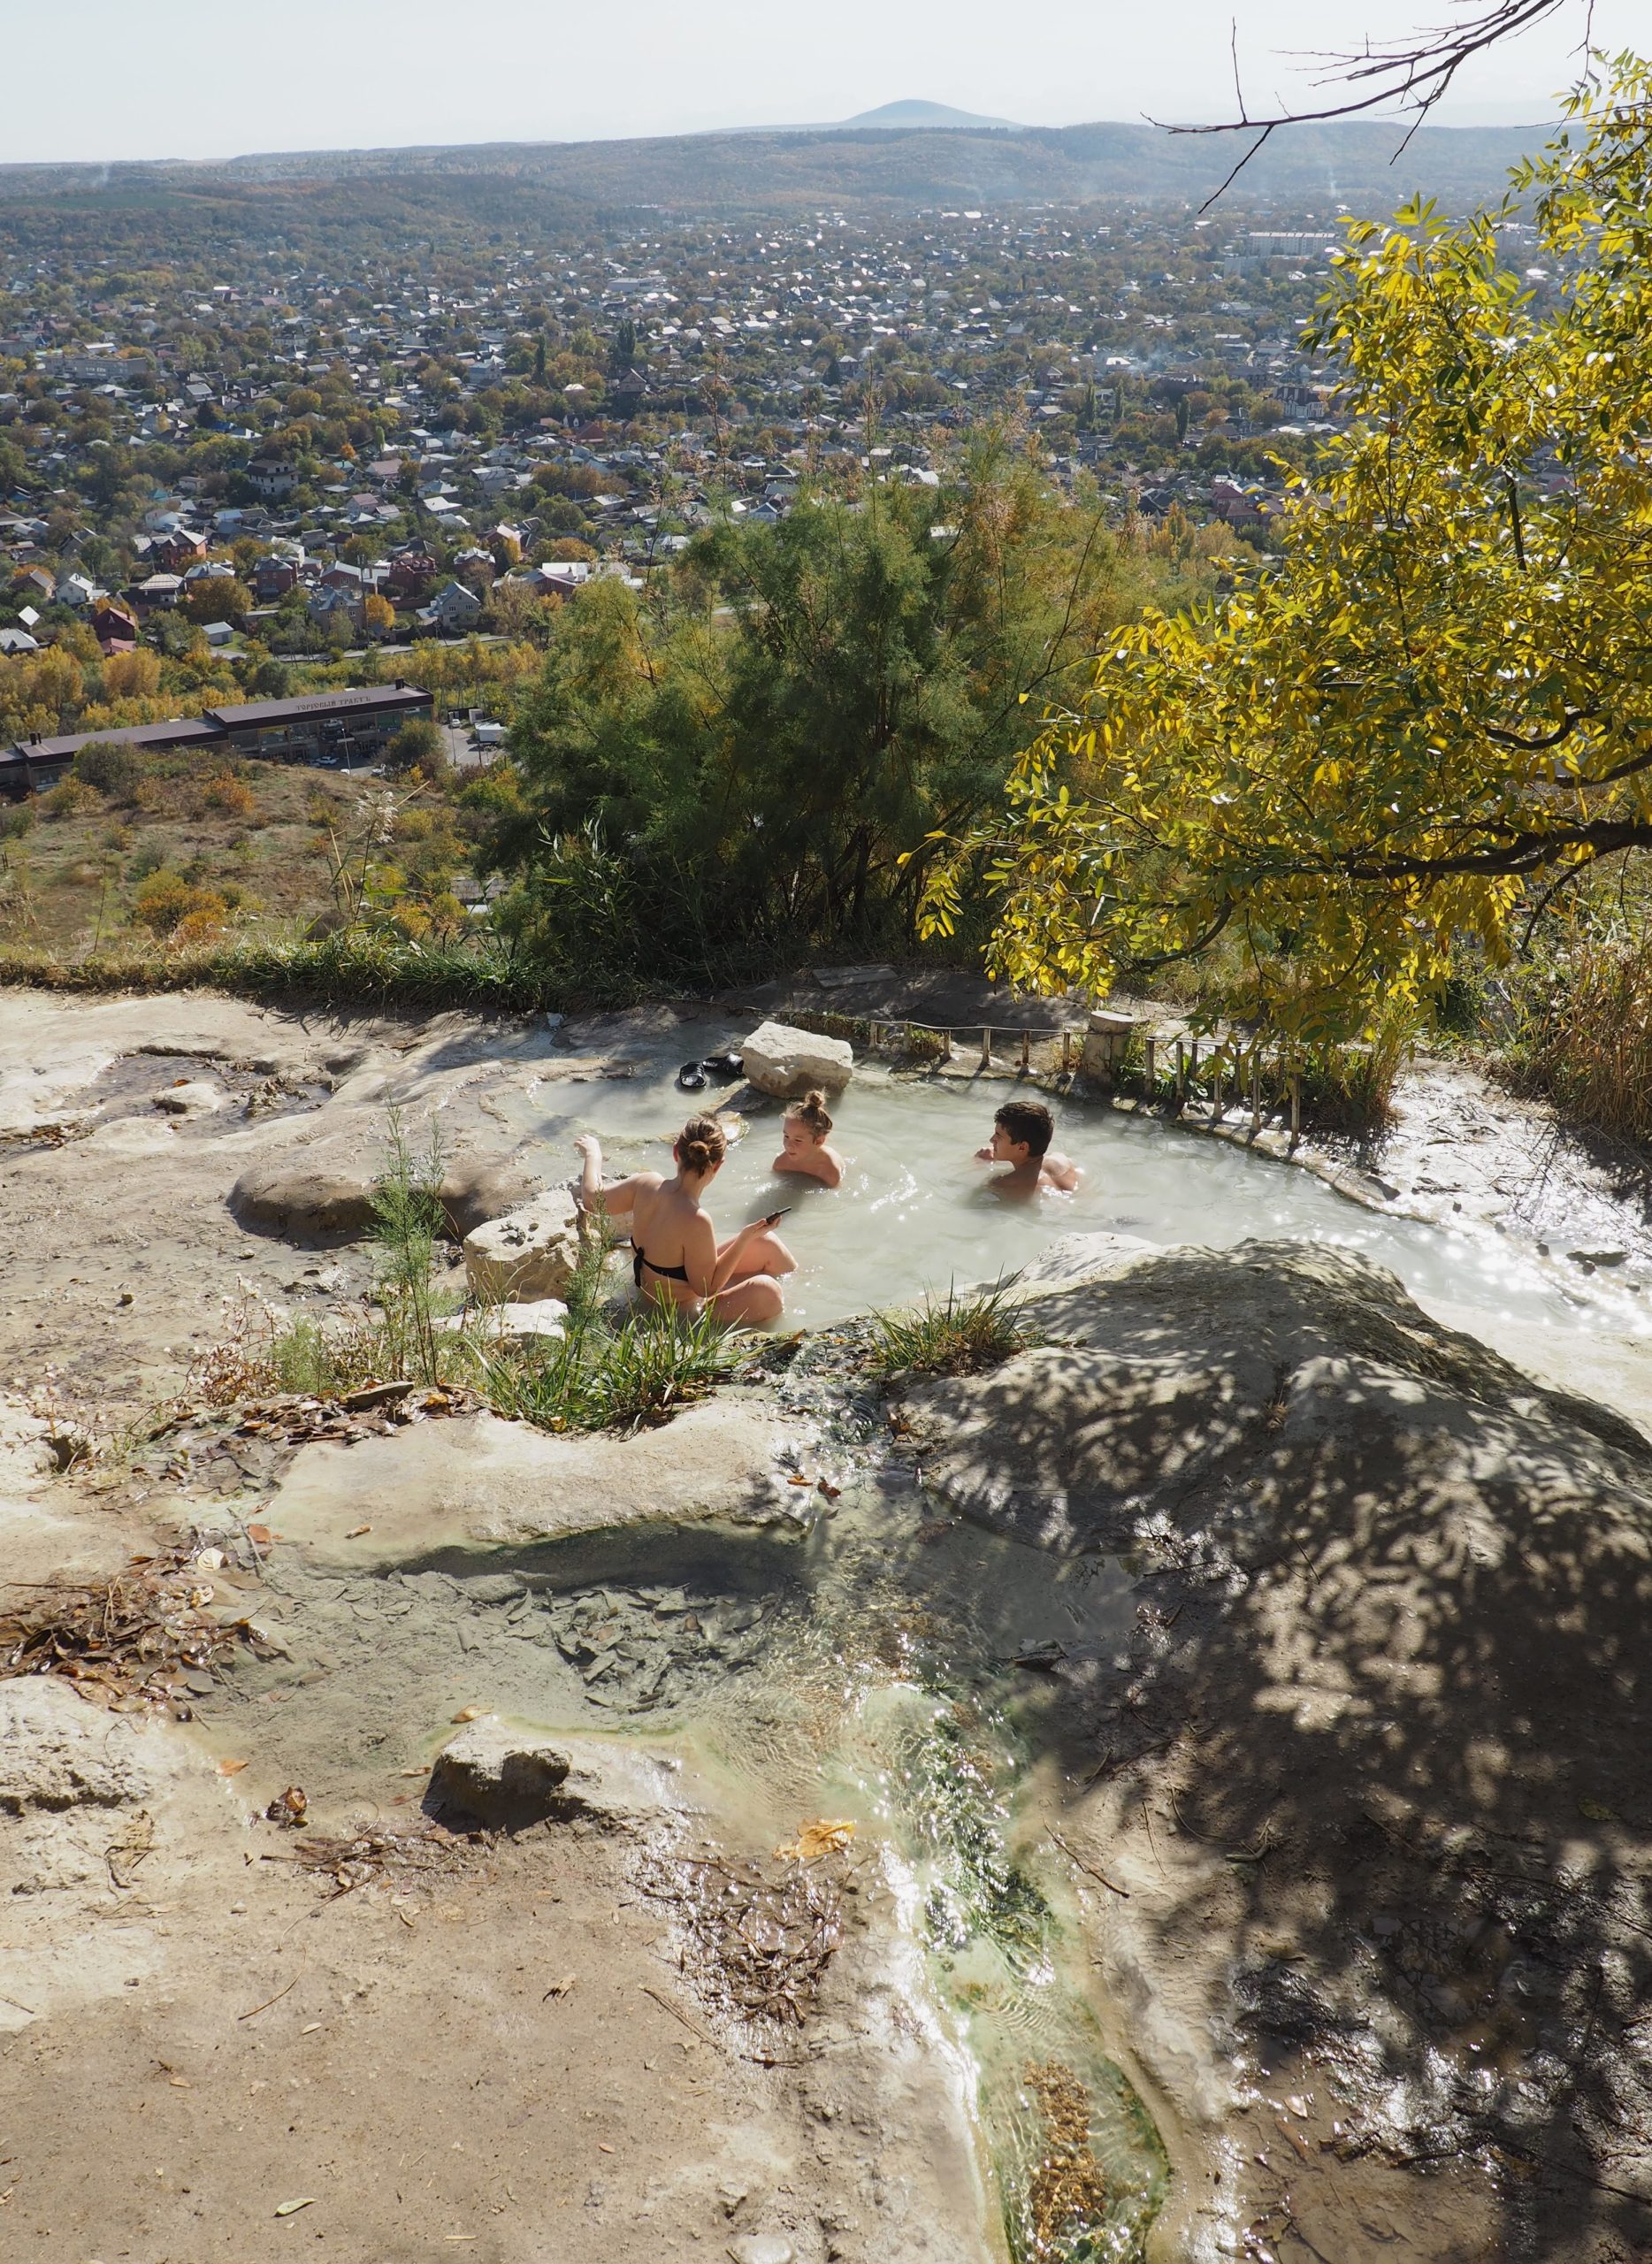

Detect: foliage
[1498, 887, 1652, 1147]
[866, 1280, 1032, 1379]
[73, 742, 141, 799]
[483, 440, 1193, 986]
[920, 63, 1652, 1044]
[130, 868, 228, 937]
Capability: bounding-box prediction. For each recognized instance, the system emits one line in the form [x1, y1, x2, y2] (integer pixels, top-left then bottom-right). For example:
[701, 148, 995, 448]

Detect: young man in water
[975, 1099, 1082, 1196]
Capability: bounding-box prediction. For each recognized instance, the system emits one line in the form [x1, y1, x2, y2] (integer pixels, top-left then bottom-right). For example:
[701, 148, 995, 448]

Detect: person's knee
[759, 1233, 797, 1276]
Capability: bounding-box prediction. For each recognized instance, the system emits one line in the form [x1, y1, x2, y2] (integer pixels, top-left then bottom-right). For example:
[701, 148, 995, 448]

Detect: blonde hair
[677, 1114, 727, 1176]
[786, 1089, 833, 1140]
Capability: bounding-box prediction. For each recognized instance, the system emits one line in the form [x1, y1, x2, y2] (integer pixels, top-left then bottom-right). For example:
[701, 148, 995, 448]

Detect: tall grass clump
[370, 1110, 449, 1386]
[1502, 914, 1652, 1150]
[472, 1220, 741, 1434]
[867, 1280, 1032, 1381]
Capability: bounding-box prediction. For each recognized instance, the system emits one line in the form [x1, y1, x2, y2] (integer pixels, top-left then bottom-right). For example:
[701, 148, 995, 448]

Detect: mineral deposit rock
[153, 1080, 223, 1117]
[428, 1717, 678, 1829]
[740, 1021, 854, 1099]
[463, 1188, 584, 1302]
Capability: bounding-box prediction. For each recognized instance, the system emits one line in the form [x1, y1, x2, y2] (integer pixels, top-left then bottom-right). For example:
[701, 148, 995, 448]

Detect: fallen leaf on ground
[541, 1974, 577, 2000]
[345, 1524, 371, 1539]
[273, 2197, 317, 2216]
[451, 1706, 482, 1723]
[246, 1525, 272, 1547]
[775, 1817, 856, 1862]
[218, 1758, 249, 1776]
[817, 1480, 841, 1500]
[786, 1474, 811, 1487]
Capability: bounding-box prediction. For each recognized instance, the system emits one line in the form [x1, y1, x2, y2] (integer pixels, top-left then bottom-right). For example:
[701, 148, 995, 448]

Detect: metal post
[980, 1027, 991, 1071]
[1211, 1046, 1225, 1121]
[1143, 1036, 1156, 1099]
[1174, 1039, 1186, 1104]
[1289, 1073, 1302, 1150]
[1020, 1030, 1030, 1073]
[941, 1027, 952, 1062]
[1250, 1049, 1262, 1130]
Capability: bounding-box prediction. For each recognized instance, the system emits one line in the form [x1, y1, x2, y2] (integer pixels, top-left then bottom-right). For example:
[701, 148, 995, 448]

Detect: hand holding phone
[764, 1206, 792, 1226]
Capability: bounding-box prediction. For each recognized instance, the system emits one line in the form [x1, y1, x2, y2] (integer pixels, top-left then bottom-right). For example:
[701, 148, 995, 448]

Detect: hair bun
[677, 1113, 727, 1175]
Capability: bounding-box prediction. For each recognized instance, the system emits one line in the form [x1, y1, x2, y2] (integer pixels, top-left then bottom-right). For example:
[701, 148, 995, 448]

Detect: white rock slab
[740, 1020, 854, 1099]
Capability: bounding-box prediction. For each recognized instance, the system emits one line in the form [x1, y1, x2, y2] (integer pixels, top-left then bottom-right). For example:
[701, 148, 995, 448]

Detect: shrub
[131, 869, 227, 937]
[42, 779, 100, 822]
[73, 742, 142, 799]
[203, 773, 256, 820]
[1, 806, 36, 841]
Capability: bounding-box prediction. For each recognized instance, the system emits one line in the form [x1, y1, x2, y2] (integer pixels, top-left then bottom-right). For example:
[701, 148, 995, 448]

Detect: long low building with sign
[0, 683, 435, 797]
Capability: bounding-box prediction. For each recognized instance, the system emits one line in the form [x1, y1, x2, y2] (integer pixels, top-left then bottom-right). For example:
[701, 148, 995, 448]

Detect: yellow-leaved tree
[921, 58, 1652, 1043]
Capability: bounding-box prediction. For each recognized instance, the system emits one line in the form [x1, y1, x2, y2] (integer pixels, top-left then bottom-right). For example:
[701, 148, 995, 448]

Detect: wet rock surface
[901, 1237, 1652, 2259]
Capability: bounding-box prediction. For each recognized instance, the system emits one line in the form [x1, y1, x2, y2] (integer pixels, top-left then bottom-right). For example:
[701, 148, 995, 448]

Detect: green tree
[490, 443, 1160, 972]
[923, 62, 1652, 1043]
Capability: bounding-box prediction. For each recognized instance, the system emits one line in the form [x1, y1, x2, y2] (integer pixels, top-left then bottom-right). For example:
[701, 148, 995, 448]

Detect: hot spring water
[505, 1020, 1652, 1358]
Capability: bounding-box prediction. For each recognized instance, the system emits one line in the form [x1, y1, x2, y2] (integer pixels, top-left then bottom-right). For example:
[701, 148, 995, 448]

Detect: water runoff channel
[247, 1021, 1652, 2261]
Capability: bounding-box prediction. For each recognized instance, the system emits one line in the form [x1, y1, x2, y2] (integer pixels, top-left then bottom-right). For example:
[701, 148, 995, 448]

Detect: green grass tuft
[866, 1281, 1032, 1380]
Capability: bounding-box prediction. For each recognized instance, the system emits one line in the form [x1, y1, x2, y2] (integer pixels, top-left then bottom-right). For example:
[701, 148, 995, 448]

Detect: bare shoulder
[1044, 1152, 1082, 1191]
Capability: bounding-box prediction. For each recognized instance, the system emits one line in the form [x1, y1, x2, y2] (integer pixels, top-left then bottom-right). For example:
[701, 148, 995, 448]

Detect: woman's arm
[572, 1134, 649, 1218]
[685, 1211, 776, 1298]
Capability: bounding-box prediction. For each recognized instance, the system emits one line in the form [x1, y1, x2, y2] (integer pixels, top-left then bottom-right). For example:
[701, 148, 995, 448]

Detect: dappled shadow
[897, 1241, 1652, 2259]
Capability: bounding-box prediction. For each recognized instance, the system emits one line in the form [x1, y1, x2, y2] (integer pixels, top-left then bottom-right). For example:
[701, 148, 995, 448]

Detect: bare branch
[1151, 0, 1576, 203]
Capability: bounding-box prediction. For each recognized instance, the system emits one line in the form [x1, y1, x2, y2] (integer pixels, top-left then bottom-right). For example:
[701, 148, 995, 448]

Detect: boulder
[153, 1079, 223, 1117]
[428, 1717, 678, 1830]
[229, 1159, 375, 1243]
[230, 1147, 545, 1246]
[740, 1020, 854, 1099]
[463, 1187, 583, 1302]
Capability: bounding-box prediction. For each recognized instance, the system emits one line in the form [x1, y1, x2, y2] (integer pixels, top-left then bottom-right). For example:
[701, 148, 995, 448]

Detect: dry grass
[1503, 917, 1652, 1150]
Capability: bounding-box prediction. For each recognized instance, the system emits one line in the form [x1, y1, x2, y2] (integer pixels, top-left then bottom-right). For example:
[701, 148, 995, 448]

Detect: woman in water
[771, 1089, 844, 1189]
[573, 1117, 794, 1325]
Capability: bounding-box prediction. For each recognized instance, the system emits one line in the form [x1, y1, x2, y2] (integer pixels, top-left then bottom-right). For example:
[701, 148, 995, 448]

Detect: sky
[0, 0, 1635, 164]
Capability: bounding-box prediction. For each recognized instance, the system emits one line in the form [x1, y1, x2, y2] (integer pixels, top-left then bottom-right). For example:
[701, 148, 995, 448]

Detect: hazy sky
[1, 0, 1633, 164]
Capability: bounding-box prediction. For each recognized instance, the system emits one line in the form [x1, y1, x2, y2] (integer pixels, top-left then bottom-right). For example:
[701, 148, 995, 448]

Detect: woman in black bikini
[572, 1116, 794, 1326]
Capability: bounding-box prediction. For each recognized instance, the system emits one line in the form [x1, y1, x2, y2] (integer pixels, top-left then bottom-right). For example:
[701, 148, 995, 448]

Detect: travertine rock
[462, 1187, 583, 1302]
[429, 1717, 678, 1829]
[740, 1020, 853, 1099]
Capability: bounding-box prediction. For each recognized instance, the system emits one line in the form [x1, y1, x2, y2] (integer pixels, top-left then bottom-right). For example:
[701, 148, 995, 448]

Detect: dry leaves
[774, 1818, 855, 1862]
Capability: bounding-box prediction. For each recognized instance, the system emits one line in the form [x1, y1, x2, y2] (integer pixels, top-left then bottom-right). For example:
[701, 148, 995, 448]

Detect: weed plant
[867, 1281, 1032, 1381]
[472, 1220, 740, 1434]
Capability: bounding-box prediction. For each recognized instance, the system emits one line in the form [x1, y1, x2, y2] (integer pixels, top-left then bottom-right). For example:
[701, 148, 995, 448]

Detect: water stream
[218, 1408, 1171, 2259]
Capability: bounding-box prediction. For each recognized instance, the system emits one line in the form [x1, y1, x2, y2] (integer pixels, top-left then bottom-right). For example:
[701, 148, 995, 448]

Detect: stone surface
[429, 1717, 680, 1829]
[463, 1187, 583, 1301]
[229, 1156, 376, 1242]
[434, 1297, 567, 1346]
[264, 1401, 784, 1565]
[727, 2240, 795, 2264]
[739, 1020, 854, 1099]
[0, 1681, 155, 1816]
[899, 1238, 1652, 2260]
[152, 1079, 223, 1117]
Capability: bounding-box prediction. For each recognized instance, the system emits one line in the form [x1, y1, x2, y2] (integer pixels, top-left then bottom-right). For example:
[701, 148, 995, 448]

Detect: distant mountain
[0, 116, 1555, 226]
[839, 100, 1020, 131]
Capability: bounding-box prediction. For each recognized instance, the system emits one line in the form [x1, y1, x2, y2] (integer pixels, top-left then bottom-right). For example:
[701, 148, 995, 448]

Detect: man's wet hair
[994, 1099, 1053, 1158]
